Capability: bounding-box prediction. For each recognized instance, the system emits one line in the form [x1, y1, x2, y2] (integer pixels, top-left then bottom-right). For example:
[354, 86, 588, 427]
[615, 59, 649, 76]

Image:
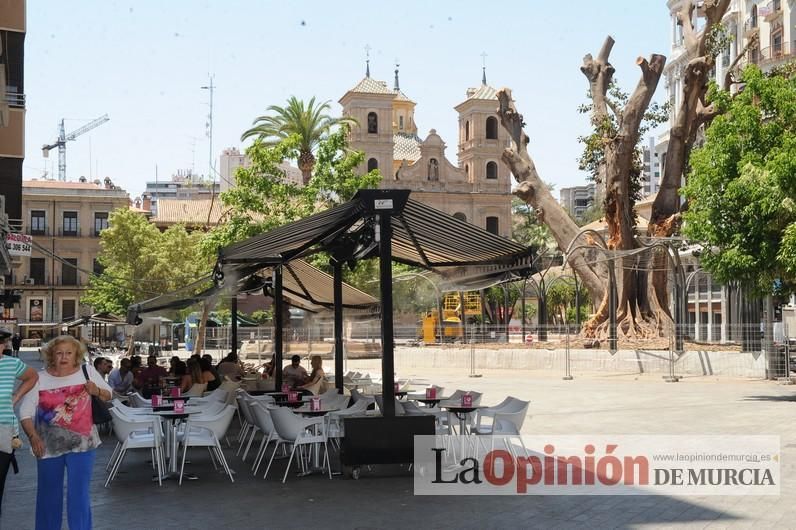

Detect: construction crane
[41, 114, 110, 181]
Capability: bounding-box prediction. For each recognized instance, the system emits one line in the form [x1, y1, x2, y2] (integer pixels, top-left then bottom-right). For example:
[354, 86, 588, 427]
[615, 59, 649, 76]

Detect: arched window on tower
[367, 158, 378, 172]
[486, 116, 498, 140]
[367, 112, 378, 134]
[428, 158, 439, 181]
[486, 216, 499, 235]
[464, 164, 469, 180]
[453, 212, 467, 222]
[465, 120, 470, 141]
[399, 115, 404, 130]
[486, 161, 498, 179]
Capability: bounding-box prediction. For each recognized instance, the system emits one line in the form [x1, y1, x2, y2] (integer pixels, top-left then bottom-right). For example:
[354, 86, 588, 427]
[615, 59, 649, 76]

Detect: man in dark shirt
[135, 355, 167, 397]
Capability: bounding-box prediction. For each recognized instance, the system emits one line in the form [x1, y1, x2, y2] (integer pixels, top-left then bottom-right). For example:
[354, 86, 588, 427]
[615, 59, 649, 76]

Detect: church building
[338, 64, 513, 238]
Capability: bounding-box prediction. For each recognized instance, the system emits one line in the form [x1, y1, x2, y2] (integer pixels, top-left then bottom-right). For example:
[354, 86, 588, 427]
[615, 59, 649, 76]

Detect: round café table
[153, 409, 203, 480]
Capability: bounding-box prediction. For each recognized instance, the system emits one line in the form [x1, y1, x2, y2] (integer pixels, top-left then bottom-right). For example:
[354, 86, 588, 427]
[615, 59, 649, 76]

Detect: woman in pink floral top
[18, 335, 111, 530]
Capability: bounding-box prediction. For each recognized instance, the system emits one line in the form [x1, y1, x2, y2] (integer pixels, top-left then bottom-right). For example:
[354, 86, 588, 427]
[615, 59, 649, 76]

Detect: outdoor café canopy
[216, 189, 534, 279]
[126, 259, 378, 323]
[213, 189, 535, 418]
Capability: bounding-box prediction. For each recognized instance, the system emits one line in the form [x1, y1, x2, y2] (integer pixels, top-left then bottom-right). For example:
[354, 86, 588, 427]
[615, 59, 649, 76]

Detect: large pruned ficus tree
[498, 36, 667, 338]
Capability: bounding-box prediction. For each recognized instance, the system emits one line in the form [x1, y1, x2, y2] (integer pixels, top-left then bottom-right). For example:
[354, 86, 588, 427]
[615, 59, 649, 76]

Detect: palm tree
[241, 96, 355, 185]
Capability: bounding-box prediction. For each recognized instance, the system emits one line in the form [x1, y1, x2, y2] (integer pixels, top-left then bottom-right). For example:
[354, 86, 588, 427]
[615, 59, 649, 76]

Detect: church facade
[338, 66, 513, 238]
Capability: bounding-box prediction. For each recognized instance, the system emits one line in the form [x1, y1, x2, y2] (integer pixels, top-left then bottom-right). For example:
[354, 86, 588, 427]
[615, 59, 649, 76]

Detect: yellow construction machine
[421, 292, 481, 344]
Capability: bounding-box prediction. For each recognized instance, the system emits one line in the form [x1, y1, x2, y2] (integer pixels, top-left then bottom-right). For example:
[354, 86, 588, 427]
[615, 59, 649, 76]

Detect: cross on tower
[365, 44, 372, 77]
[481, 52, 488, 85]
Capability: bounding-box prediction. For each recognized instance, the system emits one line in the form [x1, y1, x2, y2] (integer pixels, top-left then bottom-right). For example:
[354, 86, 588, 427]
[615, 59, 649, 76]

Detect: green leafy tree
[241, 96, 357, 186]
[683, 65, 796, 295]
[202, 127, 380, 257]
[83, 208, 209, 315]
[511, 197, 553, 248]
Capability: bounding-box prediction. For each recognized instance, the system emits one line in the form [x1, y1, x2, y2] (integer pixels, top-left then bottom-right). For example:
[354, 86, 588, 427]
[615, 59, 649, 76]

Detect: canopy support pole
[333, 260, 344, 393]
[231, 295, 238, 357]
[379, 214, 396, 417]
[274, 266, 284, 390]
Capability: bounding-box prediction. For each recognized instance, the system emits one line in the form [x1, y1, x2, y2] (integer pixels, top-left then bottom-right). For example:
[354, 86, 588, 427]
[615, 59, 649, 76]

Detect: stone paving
[2, 349, 795, 529]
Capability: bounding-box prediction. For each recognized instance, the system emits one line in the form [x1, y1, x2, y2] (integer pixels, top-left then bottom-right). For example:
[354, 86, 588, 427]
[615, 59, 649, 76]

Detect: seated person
[168, 355, 180, 376]
[282, 354, 308, 389]
[200, 356, 220, 392]
[108, 358, 134, 395]
[297, 355, 328, 395]
[183, 358, 207, 396]
[135, 355, 168, 398]
[175, 360, 190, 393]
[217, 352, 244, 381]
[93, 356, 113, 380]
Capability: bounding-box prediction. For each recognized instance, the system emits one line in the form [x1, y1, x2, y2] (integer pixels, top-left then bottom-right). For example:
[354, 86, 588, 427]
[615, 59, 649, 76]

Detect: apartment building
[655, 0, 795, 342]
[0, 1, 25, 221]
[9, 179, 129, 339]
[559, 183, 596, 221]
[140, 169, 219, 216]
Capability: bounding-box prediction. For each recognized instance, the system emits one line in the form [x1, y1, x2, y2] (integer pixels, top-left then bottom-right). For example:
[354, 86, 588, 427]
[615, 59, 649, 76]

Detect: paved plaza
[3, 349, 796, 529]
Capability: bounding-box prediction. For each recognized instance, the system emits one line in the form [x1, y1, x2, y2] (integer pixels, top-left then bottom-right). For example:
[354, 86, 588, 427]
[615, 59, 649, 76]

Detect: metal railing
[756, 42, 793, 65]
[3, 91, 25, 108]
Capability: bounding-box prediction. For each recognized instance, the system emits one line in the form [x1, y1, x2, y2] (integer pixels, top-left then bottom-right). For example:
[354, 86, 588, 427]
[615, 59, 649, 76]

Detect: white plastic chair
[473, 397, 528, 434]
[266, 406, 332, 483]
[235, 394, 259, 460]
[105, 408, 165, 487]
[249, 402, 287, 476]
[129, 392, 151, 408]
[178, 405, 236, 485]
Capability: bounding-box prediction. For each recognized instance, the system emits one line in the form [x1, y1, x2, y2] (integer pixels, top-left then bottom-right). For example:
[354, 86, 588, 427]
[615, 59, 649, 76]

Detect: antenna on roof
[481, 51, 488, 85]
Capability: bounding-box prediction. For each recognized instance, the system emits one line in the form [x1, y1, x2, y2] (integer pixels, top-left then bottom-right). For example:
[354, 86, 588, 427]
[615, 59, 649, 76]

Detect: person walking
[11, 334, 21, 358]
[18, 335, 111, 530]
[0, 328, 37, 520]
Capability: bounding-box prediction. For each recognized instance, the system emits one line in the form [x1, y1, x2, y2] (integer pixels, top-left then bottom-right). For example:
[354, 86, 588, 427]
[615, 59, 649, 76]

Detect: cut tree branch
[724, 34, 759, 90]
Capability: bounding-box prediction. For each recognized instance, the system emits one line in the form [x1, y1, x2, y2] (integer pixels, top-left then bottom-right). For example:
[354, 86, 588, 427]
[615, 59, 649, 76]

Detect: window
[63, 211, 78, 236]
[94, 212, 109, 236]
[62, 258, 78, 286]
[399, 115, 404, 130]
[367, 112, 378, 134]
[0, 31, 25, 103]
[428, 158, 439, 181]
[465, 120, 470, 141]
[464, 164, 469, 179]
[485, 116, 498, 140]
[61, 300, 77, 321]
[486, 216, 499, 235]
[30, 210, 46, 235]
[93, 259, 104, 276]
[29, 258, 45, 285]
[486, 161, 498, 179]
[750, 5, 757, 28]
[367, 158, 378, 172]
[453, 212, 467, 222]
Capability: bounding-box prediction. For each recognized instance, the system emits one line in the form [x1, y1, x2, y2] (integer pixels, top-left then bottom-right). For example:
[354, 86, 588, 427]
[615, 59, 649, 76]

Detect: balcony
[762, 0, 782, 21]
[744, 16, 758, 35]
[757, 42, 793, 66]
[3, 90, 24, 108]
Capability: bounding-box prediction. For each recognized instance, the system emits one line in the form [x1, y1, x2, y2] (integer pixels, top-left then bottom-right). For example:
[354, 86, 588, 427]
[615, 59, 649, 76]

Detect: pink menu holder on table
[461, 394, 473, 407]
[310, 396, 321, 411]
[426, 387, 436, 399]
[151, 394, 161, 407]
[281, 383, 290, 393]
[288, 391, 298, 402]
[173, 400, 185, 413]
[170, 387, 180, 398]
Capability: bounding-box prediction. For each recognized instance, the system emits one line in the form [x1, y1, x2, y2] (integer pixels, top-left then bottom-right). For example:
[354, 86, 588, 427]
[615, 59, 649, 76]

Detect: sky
[23, 0, 672, 199]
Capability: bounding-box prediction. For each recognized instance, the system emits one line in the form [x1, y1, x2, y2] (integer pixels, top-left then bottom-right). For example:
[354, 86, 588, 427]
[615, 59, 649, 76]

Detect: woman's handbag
[81, 365, 112, 425]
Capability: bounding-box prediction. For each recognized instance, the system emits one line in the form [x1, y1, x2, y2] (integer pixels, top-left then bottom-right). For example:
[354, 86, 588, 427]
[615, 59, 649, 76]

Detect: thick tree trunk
[193, 299, 214, 357]
[578, 38, 667, 339]
[648, 0, 731, 319]
[496, 90, 605, 304]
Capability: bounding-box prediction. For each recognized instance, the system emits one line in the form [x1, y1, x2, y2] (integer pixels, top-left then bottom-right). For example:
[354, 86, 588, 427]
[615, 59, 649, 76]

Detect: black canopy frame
[215, 189, 534, 416]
